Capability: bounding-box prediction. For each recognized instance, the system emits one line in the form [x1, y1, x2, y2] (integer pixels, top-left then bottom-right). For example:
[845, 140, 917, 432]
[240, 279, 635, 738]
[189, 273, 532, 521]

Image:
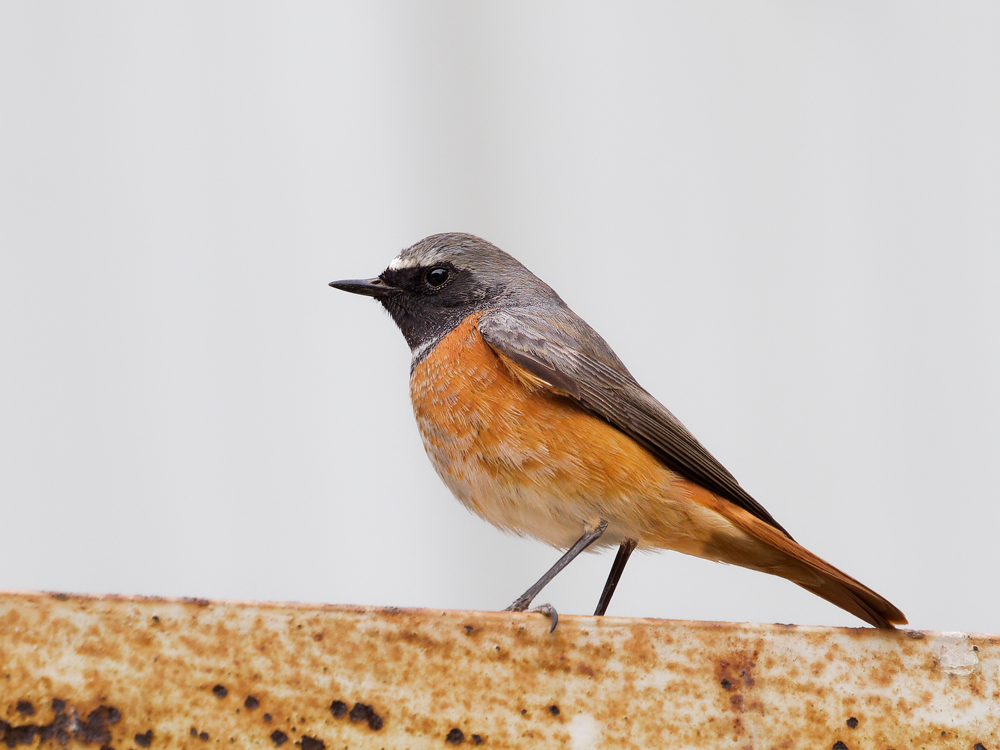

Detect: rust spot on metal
[346, 702, 383, 731]
[1, 701, 122, 748]
[79, 706, 122, 744]
[445, 727, 465, 744]
[244, 695, 259, 710]
[348, 703, 367, 723]
[212, 684, 228, 698]
[0, 724, 36, 746]
[134, 728, 153, 747]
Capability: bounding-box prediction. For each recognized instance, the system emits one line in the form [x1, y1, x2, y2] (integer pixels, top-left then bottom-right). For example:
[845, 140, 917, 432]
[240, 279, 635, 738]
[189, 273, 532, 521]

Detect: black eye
[425, 267, 449, 287]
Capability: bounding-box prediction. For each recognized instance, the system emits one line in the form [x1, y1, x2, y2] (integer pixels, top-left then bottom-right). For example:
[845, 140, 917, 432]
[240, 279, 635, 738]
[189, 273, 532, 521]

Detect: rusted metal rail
[1, 592, 997, 749]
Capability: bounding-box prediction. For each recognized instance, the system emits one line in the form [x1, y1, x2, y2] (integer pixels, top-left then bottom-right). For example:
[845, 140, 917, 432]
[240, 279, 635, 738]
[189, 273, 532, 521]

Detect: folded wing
[479, 307, 793, 538]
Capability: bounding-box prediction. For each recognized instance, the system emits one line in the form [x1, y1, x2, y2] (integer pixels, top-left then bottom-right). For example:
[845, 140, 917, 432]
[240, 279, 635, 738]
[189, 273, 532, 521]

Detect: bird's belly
[409, 314, 736, 553]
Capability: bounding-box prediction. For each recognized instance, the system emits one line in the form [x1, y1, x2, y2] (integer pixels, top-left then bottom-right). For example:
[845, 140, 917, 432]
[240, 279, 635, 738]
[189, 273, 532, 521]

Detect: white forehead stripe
[388, 255, 419, 270]
[387, 248, 453, 271]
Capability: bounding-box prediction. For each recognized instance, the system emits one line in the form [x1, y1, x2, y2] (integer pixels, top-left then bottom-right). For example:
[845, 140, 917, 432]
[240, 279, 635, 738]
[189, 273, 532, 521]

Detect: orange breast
[408, 313, 740, 553]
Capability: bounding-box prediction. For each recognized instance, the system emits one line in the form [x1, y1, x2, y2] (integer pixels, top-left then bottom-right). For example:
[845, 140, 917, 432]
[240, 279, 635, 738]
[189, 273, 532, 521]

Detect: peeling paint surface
[1, 592, 998, 748]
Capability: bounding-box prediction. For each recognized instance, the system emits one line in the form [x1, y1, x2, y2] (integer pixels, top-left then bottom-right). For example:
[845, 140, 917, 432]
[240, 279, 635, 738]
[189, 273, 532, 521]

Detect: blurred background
[2, 3, 998, 634]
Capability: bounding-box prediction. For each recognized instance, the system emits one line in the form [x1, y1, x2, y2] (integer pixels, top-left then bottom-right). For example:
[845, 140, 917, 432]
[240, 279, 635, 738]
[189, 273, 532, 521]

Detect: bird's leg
[594, 538, 638, 616]
[505, 520, 609, 622]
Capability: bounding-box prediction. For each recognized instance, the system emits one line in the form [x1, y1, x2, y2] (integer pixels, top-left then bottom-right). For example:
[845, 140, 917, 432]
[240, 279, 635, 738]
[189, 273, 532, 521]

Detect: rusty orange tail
[683, 483, 907, 629]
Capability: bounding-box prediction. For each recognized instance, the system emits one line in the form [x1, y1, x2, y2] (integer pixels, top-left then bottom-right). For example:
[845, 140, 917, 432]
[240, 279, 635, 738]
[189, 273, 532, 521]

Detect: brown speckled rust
[0, 591, 997, 749]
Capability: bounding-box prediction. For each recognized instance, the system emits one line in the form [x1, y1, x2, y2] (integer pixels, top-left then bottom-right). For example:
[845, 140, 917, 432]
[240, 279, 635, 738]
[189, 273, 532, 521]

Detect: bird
[329, 232, 907, 630]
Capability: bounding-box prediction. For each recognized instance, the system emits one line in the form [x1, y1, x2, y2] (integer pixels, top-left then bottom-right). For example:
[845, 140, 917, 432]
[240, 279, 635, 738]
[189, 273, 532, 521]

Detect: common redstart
[330, 233, 906, 630]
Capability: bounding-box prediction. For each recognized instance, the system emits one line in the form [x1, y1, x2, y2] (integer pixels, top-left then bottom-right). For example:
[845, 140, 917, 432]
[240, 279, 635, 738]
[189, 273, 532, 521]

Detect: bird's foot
[504, 599, 559, 632]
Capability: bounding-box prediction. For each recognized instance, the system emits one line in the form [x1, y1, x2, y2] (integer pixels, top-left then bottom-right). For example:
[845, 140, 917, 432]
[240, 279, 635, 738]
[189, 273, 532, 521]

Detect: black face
[375, 262, 493, 355]
[333, 233, 560, 363]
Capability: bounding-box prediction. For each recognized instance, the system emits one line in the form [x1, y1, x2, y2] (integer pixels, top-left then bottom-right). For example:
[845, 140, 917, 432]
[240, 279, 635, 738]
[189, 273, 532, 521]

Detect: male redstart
[330, 233, 906, 630]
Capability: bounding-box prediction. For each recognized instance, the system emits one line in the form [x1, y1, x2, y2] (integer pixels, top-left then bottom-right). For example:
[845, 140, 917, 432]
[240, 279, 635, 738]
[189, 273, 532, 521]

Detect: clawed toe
[532, 603, 559, 632]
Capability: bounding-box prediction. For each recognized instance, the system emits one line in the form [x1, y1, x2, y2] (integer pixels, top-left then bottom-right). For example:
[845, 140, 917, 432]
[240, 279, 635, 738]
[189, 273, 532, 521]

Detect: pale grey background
[2, 3, 998, 634]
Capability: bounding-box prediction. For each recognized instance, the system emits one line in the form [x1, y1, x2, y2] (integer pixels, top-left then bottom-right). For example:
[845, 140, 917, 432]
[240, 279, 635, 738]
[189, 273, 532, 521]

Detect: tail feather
[793, 565, 906, 629]
[683, 483, 908, 629]
[728, 507, 907, 629]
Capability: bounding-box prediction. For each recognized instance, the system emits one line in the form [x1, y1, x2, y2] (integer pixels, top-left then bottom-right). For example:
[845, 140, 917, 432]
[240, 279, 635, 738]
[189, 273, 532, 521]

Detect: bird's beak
[328, 277, 401, 297]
